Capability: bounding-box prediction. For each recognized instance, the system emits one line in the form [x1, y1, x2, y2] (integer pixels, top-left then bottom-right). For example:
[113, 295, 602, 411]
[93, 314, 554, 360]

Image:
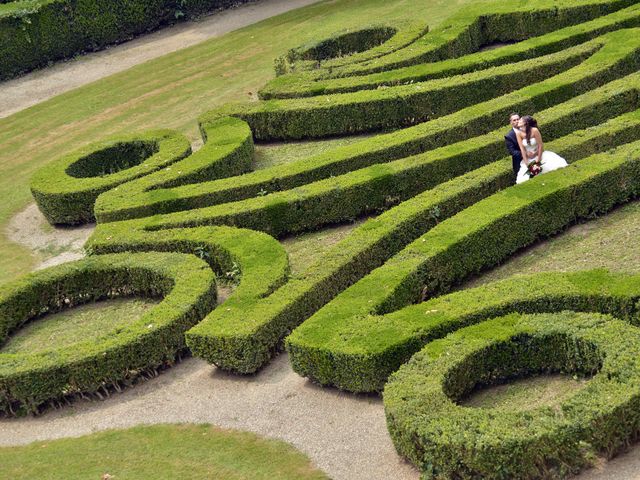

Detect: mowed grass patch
[253, 134, 371, 170]
[0, 297, 160, 355]
[0, 0, 477, 284]
[281, 218, 370, 277]
[460, 374, 590, 410]
[463, 198, 640, 289]
[0, 424, 329, 480]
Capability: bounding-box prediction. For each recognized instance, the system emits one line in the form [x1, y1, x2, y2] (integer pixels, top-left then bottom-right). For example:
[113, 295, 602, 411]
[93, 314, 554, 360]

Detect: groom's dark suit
[505, 128, 522, 177]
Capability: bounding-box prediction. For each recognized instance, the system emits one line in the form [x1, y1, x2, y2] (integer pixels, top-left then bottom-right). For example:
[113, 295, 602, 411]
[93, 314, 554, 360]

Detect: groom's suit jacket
[505, 128, 523, 175]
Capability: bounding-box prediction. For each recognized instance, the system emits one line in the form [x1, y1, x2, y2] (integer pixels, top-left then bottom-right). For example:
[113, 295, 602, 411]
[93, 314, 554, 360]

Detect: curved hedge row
[94, 117, 253, 224]
[94, 35, 640, 227]
[94, 68, 640, 236]
[208, 29, 640, 141]
[0, 0, 255, 81]
[91, 96, 640, 373]
[287, 138, 640, 391]
[0, 252, 216, 415]
[273, 24, 400, 76]
[31, 130, 191, 225]
[297, 0, 638, 80]
[86, 225, 290, 374]
[260, 3, 640, 99]
[384, 311, 640, 479]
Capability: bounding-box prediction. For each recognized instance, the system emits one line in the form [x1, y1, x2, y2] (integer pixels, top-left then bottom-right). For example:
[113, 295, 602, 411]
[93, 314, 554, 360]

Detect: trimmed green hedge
[95, 69, 640, 236]
[93, 35, 640, 228]
[94, 117, 253, 224]
[384, 311, 640, 479]
[85, 225, 290, 374]
[0, 252, 216, 416]
[273, 24, 399, 76]
[92, 101, 640, 374]
[219, 41, 607, 140]
[287, 138, 640, 391]
[209, 29, 640, 141]
[0, 0, 255, 80]
[307, 0, 638, 80]
[31, 130, 191, 225]
[261, 3, 640, 99]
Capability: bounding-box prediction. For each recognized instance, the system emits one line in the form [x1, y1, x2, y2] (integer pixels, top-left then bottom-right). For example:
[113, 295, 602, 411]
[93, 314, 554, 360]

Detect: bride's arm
[534, 128, 544, 159]
[516, 131, 528, 167]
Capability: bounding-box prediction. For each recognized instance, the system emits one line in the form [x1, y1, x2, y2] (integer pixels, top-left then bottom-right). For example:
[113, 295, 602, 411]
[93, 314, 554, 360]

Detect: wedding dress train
[515, 137, 568, 184]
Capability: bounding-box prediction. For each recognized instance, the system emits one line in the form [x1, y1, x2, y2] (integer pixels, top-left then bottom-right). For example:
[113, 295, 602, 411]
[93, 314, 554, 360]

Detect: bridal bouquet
[526, 158, 544, 178]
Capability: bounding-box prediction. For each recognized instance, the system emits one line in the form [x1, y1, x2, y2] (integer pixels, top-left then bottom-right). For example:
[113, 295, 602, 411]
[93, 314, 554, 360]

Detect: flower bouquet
[526, 158, 544, 178]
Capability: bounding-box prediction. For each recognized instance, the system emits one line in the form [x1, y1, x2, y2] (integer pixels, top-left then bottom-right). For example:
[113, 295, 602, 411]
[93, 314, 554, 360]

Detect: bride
[515, 115, 568, 184]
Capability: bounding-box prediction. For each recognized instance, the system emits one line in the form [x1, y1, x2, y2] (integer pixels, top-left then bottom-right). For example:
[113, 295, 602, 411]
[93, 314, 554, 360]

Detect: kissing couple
[505, 113, 568, 184]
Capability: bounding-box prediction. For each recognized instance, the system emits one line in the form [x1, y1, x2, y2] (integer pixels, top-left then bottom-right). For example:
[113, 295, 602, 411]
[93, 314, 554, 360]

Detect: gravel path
[0, 355, 419, 480]
[0, 0, 320, 119]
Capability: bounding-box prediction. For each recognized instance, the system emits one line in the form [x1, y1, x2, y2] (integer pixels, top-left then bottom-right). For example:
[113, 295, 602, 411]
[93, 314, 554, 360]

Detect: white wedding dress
[515, 137, 568, 184]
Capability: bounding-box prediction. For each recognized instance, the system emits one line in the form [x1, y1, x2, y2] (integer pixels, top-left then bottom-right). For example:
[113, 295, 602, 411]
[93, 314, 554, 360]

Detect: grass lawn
[463, 199, 640, 289]
[0, 424, 329, 480]
[1, 297, 159, 355]
[0, 0, 479, 285]
[460, 374, 590, 410]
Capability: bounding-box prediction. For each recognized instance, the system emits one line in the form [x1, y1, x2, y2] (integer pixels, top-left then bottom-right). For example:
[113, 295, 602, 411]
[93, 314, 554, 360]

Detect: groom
[505, 112, 522, 180]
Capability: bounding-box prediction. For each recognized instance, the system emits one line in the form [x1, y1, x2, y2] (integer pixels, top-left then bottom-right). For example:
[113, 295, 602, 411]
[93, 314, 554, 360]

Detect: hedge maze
[8, 0, 640, 476]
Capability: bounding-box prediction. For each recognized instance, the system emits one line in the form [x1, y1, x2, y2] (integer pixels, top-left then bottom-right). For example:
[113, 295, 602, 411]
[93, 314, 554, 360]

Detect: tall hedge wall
[0, 0, 255, 80]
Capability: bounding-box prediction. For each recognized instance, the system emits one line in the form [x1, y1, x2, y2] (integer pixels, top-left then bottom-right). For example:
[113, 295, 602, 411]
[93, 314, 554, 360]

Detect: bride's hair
[522, 115, 538, 142]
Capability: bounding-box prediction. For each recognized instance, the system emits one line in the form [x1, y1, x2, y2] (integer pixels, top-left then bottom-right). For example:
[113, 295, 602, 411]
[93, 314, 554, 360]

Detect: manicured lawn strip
[0, 252, 216, 415]
[85, 225, 290, 373]
[464, 199, 640, 287]
[315, 0, 637, 78]
[286, 139, 640, 391]
[214, 40, 600, 140]
[0, 424, 329, 480]
[261, 3, 640, 99]
[0, 0, 468, 284]
[1, 297, 160, 355]
[385, 312, 640, 479]
[93, 39, 640, 227]
[31, 130, 191, 225]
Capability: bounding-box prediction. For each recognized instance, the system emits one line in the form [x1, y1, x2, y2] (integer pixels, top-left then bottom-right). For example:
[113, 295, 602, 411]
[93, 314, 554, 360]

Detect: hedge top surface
[30, 130, 191, 196]
[384, 311, 640, 478]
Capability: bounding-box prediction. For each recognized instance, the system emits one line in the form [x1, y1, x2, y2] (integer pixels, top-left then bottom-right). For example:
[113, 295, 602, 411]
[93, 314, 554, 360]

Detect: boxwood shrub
[311, 0, 638, 79]
[0, 252, 216, 416]
[95, 43, 640, 227]
[384, 312, 640, 479]
[92, 104, 640, 374]
[209, 29, 640, 140]
[261, 3, 640, 99]
[0, 0, 255, 80]
[31, 129, 191, 225]
[287, 138, 640, 391]
[85, 225, 290, 374]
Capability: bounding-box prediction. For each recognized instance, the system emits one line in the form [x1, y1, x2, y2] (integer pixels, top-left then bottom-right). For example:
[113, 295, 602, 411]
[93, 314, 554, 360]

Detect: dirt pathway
[0, 0, 320, 119]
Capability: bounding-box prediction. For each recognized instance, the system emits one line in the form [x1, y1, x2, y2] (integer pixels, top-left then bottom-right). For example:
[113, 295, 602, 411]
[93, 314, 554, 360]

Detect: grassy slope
[0, 424, 329, 480]
[0, 0, 476, 284]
